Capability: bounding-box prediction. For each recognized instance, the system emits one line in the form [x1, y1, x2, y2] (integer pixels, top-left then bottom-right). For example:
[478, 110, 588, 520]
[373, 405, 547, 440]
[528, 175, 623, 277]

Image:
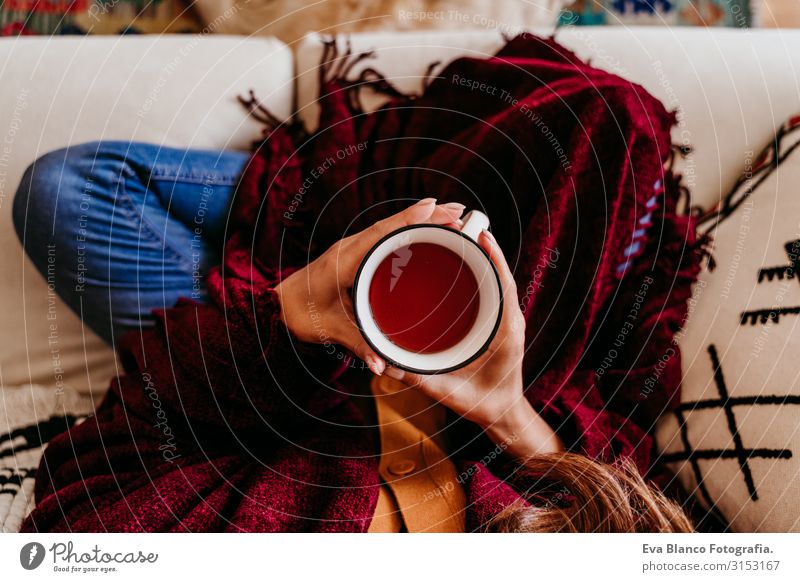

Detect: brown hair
[489, 453, 694, 533]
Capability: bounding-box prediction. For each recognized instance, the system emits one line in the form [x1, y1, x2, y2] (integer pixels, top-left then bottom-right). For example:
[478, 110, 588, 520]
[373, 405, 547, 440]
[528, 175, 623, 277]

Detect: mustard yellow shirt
[367, 375, 466, 533]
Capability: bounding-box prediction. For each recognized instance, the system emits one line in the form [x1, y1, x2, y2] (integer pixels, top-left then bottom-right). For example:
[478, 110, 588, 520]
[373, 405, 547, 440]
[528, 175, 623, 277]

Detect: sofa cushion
[656, 116, 800, 532]
[0, 35, 294, 396]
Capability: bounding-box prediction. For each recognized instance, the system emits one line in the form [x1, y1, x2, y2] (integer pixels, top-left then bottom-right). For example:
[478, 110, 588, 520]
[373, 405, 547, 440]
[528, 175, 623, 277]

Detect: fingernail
[443, 202, 466, 213]
[453, 218, 464, 226]
[366, 355, 384, 376]
[416, 197, 437, 206]
[482, 228, 496, 243]
[384, 366, 404, 380]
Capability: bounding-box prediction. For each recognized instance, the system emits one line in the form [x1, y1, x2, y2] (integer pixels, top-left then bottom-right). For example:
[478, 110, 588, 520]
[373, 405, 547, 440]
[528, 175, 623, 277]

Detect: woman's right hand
[274, 198, 466, 375]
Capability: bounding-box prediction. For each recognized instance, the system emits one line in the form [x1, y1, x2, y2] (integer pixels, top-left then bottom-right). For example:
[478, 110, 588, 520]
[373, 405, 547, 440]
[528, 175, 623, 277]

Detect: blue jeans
[13, 141, 249, 345]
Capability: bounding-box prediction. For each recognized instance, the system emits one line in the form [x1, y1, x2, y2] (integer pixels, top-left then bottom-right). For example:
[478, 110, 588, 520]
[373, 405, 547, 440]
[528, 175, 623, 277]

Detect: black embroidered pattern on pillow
[1, 414, 82, 529]
[667, 116, 800, 525]
[662, 344, 798, 524]
[741, 238, 800, 325]
[0, 414, 80, 463]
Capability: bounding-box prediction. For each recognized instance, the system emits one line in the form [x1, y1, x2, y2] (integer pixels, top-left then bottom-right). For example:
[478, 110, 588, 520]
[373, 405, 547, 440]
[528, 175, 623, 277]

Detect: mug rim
[352, 223, 504, 375]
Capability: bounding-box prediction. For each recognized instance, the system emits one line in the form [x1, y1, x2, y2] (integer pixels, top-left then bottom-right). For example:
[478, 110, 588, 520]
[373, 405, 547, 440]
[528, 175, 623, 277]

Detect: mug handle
[460, 210, 491, 242]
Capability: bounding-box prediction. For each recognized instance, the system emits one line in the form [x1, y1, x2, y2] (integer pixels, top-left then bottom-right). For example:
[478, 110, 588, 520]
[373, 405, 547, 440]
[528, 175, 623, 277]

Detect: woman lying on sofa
[12, 35, 700, 532]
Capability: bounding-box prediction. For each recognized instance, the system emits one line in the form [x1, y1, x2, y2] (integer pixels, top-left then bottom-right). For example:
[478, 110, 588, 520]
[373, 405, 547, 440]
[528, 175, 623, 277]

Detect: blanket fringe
[239, 36, 424, 147]
[318, 35, 419, 114]
[666, 141, 714, 271]
[237, 88, 308, 149]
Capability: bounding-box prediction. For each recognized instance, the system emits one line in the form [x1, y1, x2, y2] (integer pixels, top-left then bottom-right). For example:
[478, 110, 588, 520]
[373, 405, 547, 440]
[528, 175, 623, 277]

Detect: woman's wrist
[481, 397, 565, 461]
[274, 273, 314, 343]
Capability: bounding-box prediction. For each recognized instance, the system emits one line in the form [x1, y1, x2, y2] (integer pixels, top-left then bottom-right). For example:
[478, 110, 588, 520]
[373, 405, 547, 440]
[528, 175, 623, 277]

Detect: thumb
[338, 325, 386, 376]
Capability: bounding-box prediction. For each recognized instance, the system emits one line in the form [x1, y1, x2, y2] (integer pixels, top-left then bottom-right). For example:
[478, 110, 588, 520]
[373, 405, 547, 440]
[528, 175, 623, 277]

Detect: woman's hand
[274, 198, 465, 375]
[384, 229, 564, 460]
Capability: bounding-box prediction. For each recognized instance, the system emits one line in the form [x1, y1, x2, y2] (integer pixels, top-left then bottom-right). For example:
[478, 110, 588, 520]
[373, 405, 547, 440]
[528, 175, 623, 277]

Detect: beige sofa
[3, 27, 800, 531]
[5, 26, 800, 398]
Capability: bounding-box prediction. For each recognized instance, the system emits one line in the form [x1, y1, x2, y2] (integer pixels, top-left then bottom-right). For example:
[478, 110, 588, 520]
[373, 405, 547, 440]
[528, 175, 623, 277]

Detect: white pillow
[0, 385, 94, 532]
[656, 115, 800, 532]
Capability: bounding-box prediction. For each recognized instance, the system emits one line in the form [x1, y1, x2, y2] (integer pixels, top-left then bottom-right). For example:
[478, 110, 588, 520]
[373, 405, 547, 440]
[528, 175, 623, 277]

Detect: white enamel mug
[352, 210, 503, 374]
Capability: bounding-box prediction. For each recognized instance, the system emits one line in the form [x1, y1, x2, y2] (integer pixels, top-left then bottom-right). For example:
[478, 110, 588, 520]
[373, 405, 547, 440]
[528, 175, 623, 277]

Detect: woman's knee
[13, 141, 129, 252]
[16, 142, 89, 237]
[15, 147, 65, 248]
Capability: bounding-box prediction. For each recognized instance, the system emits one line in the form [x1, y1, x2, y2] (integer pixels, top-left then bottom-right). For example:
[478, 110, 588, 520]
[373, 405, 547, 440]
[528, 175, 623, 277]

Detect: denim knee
[14, 147, 68, 250]
[13, 141, 126, 254]
[17, 142, 101, 231]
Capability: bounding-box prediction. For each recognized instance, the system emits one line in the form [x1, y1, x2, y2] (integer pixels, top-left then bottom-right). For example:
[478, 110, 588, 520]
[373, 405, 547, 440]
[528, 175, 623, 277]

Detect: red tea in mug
[368, 242, 480, 353]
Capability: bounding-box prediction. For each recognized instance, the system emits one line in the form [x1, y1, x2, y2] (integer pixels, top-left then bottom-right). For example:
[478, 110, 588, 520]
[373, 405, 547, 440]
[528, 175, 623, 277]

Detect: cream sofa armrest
[0, 35, 294, 396]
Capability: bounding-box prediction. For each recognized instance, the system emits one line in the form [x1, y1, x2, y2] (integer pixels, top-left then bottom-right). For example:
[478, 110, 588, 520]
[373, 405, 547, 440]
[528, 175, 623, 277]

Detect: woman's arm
[116, 199, 466, 439]
[382, 228, 565, 462]
[274, 198, 465, 374]
[482, 397, 565, 460]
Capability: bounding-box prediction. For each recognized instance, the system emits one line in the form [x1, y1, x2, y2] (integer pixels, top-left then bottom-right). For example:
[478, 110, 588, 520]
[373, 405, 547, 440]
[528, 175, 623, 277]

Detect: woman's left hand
[385, 229, 564, 460]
